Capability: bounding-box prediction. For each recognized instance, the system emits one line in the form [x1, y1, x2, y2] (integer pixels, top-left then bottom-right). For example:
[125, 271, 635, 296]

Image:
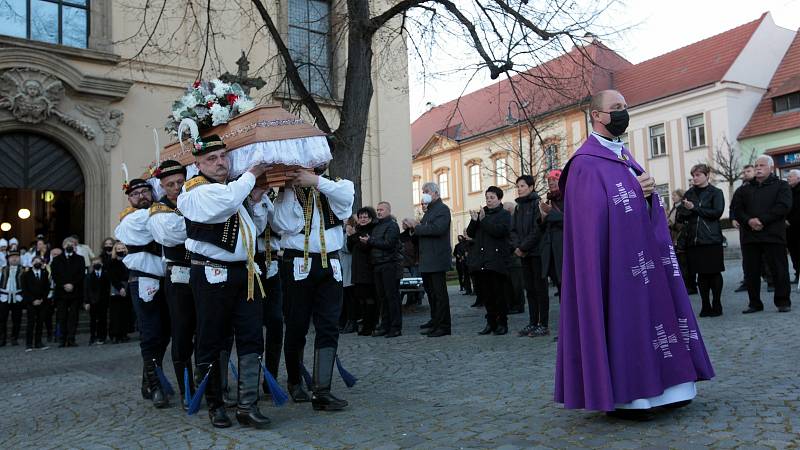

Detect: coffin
[150, 104, 330, 189]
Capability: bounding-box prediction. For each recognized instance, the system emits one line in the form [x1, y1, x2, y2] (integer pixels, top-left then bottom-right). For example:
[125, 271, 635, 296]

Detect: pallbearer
[273, 165, 354, 411]
[177, 134, 271, 429]
[148, 159, 196, 410]
[115, 177, 171, 409]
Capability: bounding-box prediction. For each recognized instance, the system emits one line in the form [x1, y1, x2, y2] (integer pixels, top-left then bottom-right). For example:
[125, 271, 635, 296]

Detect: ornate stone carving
[0, 68, 95, 140]
[76, 104, 123, 152]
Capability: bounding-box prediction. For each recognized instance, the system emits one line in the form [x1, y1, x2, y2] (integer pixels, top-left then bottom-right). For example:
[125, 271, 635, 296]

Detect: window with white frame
[545, 144, 559, 171]
[687, 114, 706, 148]
[469, 164, 481, 192]
[437, 172, 449, 199]
[412, 179, 420, 205]
[655, 183, 670, 210]
[495, 158, 507, 185]
[649, 124, 666, 157]
[288, 0, 333, 98]
[0, 0, 89, 48]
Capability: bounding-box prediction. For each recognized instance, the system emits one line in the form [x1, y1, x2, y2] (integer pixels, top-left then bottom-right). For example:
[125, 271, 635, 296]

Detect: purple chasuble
[554, 135, 714, 411]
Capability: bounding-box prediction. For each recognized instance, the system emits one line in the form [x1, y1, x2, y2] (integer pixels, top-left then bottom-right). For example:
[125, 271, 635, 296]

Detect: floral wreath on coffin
[164, 78, 256, 137]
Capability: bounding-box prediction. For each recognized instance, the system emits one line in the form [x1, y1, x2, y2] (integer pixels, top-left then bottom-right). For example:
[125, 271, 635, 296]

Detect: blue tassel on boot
[155, 362, 175, 396]
[183, 367, 191, 407]
[228, 358, 239, 381]
[300, 363, 313, 391]
[259, 360, 289, 406]
[336, 356, 357, 388]
[187, 365, 210, 415]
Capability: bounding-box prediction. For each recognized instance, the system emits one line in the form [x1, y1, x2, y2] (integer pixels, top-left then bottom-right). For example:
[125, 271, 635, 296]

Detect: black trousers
[281, 252, 342, 385]
[506, 264, 525, 310]
[108, 295, 129, 340]
[130, 278, 171, 363]
[89, 299, 109, 342]
[375, 264, 402, 333]
[56, 297, 81, 344]
[456, 260, 467, 291]
[261, 269, 284, 377]
[26, 303, 45, 347]
[190, 263, 263, 367]
[476, 270, 508, 327]
[421, 271, 451, 332]
[788, 225, 800, 277]
[44, 300, 53, 339]
[742, 243, 791, 309]
[164, 267, 196, 366]
[0, 302, 24, 343]
[354, 283, 377, 330]
[521, 256, 550, 328]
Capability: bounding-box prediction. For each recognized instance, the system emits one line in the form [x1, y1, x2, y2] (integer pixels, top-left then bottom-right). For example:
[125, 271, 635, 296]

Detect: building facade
[0, 1, 411, 248]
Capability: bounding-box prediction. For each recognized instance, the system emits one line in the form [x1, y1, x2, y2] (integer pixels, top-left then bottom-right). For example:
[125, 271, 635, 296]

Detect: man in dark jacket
[453, 236, 472, 294]
[412, 182, 452, 337]
[347, 207, 377, 335]
[731, 155, 792, 313]
[785, 169, 800, 282]
[510, 175, 549, 337]
[22, 256, 51, 350]
[84, 256, 111, 345]
[50, 237, 86, 347]
[365, 202, 403, 338]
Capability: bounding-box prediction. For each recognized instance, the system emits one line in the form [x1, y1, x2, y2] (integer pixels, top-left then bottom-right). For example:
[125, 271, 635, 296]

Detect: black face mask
[104, 246, 113, 253]
[64, 246, 74, 254]
[118, 252, 127, 258]
[93, 263, 103, 270]
[33, 263, 42, 270]
[600, 109, 629, 137]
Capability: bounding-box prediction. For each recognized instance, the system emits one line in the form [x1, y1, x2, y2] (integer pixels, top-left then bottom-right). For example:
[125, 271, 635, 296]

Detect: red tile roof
[739, 30, 800, 139]
[614, 13, 766, 107]
[411, 41, 631, 157]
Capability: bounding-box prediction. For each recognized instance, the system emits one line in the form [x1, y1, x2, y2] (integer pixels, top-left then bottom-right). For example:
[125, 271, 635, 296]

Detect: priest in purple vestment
[555, 90, 714, 420]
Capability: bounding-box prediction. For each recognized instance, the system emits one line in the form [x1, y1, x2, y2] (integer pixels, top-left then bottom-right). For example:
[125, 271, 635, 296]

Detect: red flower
[193, 80, 201, 88]
[122, 183, 129, 192]
[226, 94, 238, 105]
[207, 101, 215, 107]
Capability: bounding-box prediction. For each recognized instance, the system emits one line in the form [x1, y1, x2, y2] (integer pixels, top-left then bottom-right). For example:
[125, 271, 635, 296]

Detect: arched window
[437, 171, 449, 199]
[469, 164, 481, 192]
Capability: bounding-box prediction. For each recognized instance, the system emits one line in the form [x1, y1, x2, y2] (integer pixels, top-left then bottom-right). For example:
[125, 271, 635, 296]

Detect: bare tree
[708, 135, 756, 200]
[119, 0, 621, 206]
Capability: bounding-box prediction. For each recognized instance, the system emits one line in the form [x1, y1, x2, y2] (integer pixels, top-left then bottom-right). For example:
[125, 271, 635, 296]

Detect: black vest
[295, 185, 343, 230]
[184, 173, 241, 253]
[127, 241, 163, 257]
[157, 197, 191, 264]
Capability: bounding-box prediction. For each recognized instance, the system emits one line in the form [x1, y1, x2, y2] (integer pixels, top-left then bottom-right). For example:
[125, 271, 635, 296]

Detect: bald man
[731, 155, 792, 313]
[555, 89, 714, 420]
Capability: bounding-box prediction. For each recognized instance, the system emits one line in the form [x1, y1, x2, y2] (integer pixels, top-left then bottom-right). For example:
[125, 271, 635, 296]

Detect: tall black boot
[219, 350, 237, 408]
[141, 365, 152, 399]
[235, 354, 271, 429]
[311, 347, 348, 411]
[174, 360, 194, 411]
[286, 346, 310, 402]
[198, 362, 231, 428]
[144, 359, 168, 409]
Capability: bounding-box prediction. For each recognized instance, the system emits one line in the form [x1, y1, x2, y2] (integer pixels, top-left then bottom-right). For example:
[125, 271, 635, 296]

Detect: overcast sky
[407, 0, 800, 121]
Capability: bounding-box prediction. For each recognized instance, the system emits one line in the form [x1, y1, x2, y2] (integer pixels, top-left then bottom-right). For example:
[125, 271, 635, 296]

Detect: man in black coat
[22, 256, 51, 350]
[412, 182, 452, 337]
[785, 169, 800, 283]
[84, 256, 111, 345]
[731, 155, 792, 313]
[510, 175, 549, 337]
[50, 237, 86, 346]
[452, 236, 471, 294]
[365, 201, 403, 338]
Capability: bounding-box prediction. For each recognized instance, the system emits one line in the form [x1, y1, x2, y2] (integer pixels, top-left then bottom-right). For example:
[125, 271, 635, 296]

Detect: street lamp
[0, 222, 10, 232]
[18, 208, 31, 219]
[506, 100, 527, 175]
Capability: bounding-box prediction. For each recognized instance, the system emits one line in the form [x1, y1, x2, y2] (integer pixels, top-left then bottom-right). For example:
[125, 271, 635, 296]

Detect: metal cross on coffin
[219, 51, 266, 95]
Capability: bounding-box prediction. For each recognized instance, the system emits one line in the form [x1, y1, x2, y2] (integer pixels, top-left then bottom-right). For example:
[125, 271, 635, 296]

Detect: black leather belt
[188, 252, 246, 268]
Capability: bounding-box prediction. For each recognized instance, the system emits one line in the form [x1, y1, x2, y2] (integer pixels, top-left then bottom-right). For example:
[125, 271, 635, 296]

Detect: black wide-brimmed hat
[155, 159, 186, 179]
[125, 178, 151, 195]
[192, 134, 226, 156]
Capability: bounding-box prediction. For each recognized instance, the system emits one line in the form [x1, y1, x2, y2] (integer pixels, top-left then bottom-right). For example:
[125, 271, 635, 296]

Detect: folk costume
[555, 133, 714, 414]
[176, 134, 271, 429]
[0, 251, 24, 346]
[114, 177, 171, 409]
[273, 172, 355, 410]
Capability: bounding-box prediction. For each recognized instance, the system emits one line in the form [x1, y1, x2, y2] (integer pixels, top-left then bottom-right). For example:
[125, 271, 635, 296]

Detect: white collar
[591, 131, 625, 158]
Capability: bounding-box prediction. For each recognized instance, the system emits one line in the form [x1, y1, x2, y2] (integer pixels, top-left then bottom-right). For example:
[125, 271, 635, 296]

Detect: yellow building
[0, 1, 411, 248]
[411, 42, 629, 242]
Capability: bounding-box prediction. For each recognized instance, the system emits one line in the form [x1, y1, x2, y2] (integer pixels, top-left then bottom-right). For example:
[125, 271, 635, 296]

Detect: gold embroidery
[148, 203, 174, 216]
[184, 176, 210, 192]
[119, 206, 137, 222]
[239, 212, 265, 302]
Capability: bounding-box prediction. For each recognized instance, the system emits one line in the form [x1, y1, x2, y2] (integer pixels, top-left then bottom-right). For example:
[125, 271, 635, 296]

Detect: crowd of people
[0, 235, 134, 351]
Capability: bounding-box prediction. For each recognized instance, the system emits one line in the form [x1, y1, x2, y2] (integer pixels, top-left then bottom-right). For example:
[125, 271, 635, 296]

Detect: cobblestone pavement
[2, 261, 799, 449]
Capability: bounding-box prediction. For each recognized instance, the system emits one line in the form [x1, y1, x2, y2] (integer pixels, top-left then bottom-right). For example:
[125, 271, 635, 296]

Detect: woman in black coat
[347, 206, 378, 335]
[678, 164, 725, 317]
[466, 186, 512, 335]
